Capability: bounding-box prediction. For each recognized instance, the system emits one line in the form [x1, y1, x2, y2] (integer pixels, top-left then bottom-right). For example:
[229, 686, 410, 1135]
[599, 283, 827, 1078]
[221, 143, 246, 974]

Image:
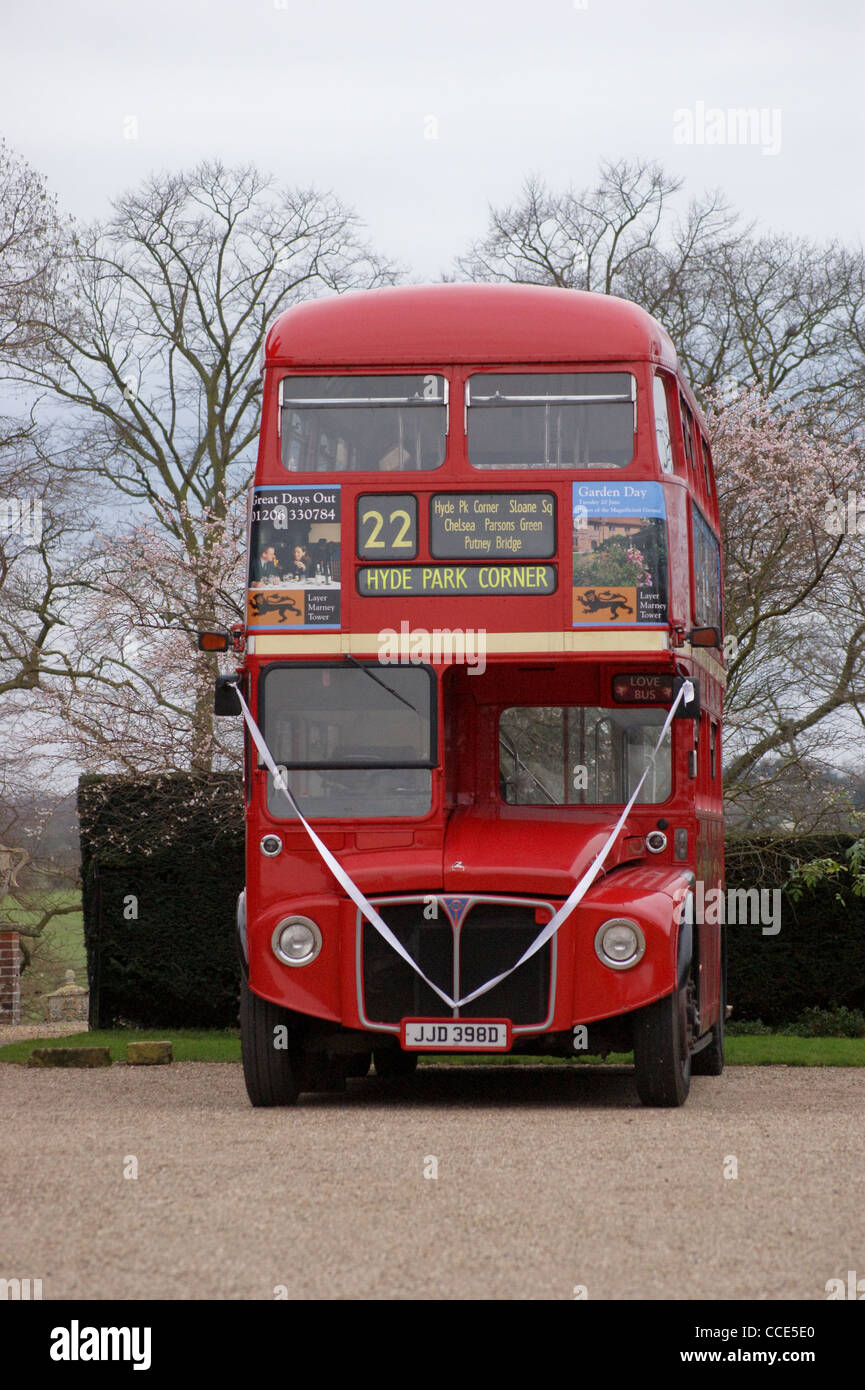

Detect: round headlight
[272, 916, 322, 967]
[594, 918, 645, 970]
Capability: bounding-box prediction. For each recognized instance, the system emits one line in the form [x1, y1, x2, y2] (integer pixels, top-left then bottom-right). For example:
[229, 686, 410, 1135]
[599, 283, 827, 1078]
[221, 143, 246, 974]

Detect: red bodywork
[238, 284, 725, 1052]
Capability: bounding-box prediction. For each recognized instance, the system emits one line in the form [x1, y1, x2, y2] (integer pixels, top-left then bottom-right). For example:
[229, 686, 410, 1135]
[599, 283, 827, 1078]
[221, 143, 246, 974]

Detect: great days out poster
[572, 481, 668, 626]
[247, 485, 341, 629]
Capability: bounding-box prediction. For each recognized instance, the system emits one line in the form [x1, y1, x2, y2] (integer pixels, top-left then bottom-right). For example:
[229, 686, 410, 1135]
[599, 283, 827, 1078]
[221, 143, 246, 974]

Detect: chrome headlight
[594, 918, 645, 971]
[272, 916, 322, 967]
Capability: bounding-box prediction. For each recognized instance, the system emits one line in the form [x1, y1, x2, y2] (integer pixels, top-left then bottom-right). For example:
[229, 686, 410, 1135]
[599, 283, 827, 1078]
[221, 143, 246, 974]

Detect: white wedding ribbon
[236, 680, 693, 1011]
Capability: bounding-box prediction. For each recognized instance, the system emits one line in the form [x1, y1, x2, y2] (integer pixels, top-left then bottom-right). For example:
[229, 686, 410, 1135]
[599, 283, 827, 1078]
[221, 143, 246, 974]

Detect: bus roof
[264, 283, 680, 370]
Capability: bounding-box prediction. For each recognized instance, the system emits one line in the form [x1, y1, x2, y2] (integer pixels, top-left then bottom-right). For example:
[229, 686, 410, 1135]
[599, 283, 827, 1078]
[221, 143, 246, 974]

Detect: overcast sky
[3, 0, 863, 276]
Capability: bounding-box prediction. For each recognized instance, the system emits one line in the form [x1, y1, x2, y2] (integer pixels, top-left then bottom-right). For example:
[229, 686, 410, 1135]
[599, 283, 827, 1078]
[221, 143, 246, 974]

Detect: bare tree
[8, 158, 397, 772]
[709, 387, 865, 828]
[0, 138, 67, 364]
[40, 497, 247, 776]
[456, 159, 864, 418]
[0, 142, 101, 710]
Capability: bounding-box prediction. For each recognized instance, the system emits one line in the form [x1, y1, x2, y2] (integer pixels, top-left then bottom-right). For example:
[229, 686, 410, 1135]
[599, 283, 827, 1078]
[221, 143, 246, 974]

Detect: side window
[691, 504, 723, 631]
[700, 434, 712, 496]
[653, 375, 674, 474]
[679, 394, 695, 472]
[710, 721, 718, 779]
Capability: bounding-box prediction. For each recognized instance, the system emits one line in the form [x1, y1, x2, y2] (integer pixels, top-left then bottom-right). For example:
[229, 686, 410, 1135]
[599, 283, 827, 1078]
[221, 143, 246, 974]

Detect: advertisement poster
[572, 481, 668, 626]
[247, 485, 341, 629]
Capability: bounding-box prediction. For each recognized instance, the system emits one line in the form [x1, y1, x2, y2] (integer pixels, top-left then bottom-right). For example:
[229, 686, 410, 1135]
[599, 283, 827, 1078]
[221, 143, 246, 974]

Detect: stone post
[47, 970, 89, 1024]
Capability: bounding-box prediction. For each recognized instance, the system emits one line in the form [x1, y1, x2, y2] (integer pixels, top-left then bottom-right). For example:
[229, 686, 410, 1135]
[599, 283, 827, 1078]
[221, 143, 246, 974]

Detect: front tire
[240, 977, 301, 1107]
[633, 982, 691, 1107]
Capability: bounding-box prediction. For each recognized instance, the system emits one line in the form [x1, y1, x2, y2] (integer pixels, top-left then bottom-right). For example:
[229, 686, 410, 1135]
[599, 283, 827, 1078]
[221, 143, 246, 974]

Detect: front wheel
[240, 977, 301, 1107]
[633, 982, 691, 1108]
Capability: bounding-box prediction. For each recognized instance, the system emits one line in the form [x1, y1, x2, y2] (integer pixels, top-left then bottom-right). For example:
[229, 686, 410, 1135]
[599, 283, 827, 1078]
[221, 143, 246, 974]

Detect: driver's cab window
[499, 706, 671, 806]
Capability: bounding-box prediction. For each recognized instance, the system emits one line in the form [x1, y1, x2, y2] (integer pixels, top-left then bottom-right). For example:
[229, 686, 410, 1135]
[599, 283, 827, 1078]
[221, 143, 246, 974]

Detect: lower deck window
[499, 705, 671, 805]
[267, 766, 431, 819]
[261, 663, 434, 819]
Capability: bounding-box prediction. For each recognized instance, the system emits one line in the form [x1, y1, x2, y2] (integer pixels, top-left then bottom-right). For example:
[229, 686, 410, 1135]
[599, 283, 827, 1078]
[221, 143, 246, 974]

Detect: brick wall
[0, 931, 21, 1025]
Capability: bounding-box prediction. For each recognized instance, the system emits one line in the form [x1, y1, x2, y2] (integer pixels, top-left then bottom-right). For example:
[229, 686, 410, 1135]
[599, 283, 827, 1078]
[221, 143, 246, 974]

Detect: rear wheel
[240, 977, 301, 1107]
[373, 1047, 419, 1079]
[633, 980, 691, 1108]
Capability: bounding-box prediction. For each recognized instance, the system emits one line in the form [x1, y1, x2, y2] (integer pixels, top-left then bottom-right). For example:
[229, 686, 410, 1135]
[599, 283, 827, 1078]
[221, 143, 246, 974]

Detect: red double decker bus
[208, 283, 725, 1108]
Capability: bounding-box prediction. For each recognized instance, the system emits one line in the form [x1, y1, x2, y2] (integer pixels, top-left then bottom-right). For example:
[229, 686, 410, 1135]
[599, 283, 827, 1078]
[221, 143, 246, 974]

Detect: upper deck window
[467, 372, 636, 470]
[699, 433, 713, 497]
[653, 375, 674, 474]
[679, 393, 696, 472]
[280, 374, 447, 473]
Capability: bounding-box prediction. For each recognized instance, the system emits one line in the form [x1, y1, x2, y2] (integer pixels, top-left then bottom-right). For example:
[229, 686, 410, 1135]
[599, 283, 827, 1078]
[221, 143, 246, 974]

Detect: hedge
[78, 774, 865, 1027]
[78, 774, 244, 1028]
[725, 835, 865, 1025]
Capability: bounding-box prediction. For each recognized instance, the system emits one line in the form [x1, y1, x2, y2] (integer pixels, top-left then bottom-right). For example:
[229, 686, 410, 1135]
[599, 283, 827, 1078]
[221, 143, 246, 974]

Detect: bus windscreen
[260, 663, 435, 819]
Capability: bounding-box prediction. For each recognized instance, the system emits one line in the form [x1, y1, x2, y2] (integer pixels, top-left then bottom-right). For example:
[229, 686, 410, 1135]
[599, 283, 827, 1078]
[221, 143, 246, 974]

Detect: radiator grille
[360, 897, 553, 1028]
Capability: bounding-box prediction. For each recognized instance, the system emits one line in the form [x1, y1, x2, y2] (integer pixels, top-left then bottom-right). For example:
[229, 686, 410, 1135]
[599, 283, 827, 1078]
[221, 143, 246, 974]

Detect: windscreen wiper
[344, 654, 421, 714]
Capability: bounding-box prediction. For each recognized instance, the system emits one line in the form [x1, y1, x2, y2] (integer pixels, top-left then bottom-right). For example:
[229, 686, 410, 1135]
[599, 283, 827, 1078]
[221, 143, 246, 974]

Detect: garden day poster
[572, 481, 668, 626]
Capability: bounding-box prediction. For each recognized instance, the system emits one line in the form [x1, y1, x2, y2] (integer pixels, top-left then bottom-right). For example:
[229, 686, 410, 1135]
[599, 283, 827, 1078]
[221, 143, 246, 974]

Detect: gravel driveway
[1, 1063, 862, 1300]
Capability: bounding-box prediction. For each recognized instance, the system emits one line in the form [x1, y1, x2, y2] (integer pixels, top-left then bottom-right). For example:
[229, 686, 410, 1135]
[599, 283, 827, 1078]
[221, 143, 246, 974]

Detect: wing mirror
[214, 674, 242, 717]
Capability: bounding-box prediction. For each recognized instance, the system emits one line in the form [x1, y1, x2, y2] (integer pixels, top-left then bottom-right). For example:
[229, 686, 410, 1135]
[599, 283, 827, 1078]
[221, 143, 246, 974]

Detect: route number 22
[357, 495, 418, 559]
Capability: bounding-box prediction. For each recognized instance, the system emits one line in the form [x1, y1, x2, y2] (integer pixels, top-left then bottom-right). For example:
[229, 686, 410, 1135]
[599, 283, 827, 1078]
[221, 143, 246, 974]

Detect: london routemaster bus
[203, 283, 726, 1108]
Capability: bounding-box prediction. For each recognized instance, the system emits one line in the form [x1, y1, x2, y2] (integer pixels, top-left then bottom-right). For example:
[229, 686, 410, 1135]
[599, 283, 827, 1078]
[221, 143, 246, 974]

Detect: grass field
[0, 1029, 241, 1065]
[2, 889, 86, 1022]
[1, 1030, 863, 1067]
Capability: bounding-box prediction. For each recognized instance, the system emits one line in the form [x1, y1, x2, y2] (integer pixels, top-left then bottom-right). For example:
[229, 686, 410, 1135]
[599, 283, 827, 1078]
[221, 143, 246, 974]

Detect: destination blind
[430, 492, 556, 559]
[357, 564, 556, 595]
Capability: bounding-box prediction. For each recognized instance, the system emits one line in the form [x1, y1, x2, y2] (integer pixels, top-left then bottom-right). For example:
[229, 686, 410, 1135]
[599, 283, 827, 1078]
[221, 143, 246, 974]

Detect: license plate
[401, 1019, 511, 1050]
